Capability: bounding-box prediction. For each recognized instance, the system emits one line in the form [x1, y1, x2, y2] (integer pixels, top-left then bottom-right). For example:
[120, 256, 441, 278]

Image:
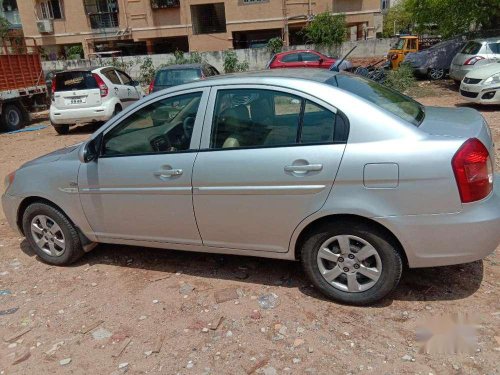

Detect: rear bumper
[449, 65, 472, 81]
[1, 193, 22, 234]
[50, 104, 114, 125]
[377, 175, 500, 268]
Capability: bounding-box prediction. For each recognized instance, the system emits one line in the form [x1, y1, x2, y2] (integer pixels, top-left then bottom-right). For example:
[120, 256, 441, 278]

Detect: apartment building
[16, 0, 387, 58]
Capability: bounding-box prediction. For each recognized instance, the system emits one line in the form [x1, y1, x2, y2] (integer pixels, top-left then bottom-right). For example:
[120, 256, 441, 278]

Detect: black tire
[22, 202, 85, 265]
[53, 124, 70, 135]
[112, 104, 122, 117]
[1, 104, 24, 132]
[300, 221, 403, 305]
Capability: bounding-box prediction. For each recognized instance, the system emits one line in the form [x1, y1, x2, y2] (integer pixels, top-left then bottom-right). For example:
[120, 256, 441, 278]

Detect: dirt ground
[0, 81, 499, 375]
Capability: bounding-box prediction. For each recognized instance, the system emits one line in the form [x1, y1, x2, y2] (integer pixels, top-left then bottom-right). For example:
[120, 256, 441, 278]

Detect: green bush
[303, 12, 346, 50]
[66, 45, 84, 60]
[137, 56, 156, 85]
[267, 37, 283, 54]
[223, 50, 249, 73]
[384, 64, 415, 93]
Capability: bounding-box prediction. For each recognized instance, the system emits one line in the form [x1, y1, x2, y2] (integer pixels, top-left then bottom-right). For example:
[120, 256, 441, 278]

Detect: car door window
[102, 70, 121, 85]
[116, 70, 132, 85]
[281, 53, 300, 62]
[210, 89, 338, 149]
[487, 42, 500, 54]
[301, 52, 321, 62]
[103, 92, 202, 156]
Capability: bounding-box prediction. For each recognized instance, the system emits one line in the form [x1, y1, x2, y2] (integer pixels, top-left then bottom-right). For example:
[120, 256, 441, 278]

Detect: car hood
[465, 62, 500, 79]
[20, 143, 82, 168]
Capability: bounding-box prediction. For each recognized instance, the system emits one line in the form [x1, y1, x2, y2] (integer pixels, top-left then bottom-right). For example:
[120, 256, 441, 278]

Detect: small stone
[59, 358, 71, 366]
[139, 315, 147, 321]
[92, 328, 112, 340]
[402, 354, 413, 362]
[292, 357, 301, 364]
[260, 327, 266, 333]
[258, 293, 279, 310]
[58, 309, 64, 314]
[179, 283, 194, 295]
[293, 338, 304, 347]
[202, 328, 209, 333]
[263, 366, 277, 375]
[308, 346, 314, 353]
[452, 364, 460, 371]
[296, 327, 305, 334]
[152, 299, 159, 304]
[214, 288, 239, 304]
[425, 305, 432, 310]
[226, 330, 233, 337]
[279, 326, 287, 335]
[186, 361, 194, 369]
[250, 310, 262, 320]
[343, 332, 350, 336]
[144, 350, 153, 357]
[8, 343, 17, 348]
[12, 348, 30, 365]
[91, 283, 97, 287]
[118, 362, 128, 369]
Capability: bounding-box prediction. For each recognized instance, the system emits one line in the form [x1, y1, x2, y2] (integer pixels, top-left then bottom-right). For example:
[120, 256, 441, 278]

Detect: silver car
[2, 70, 499, 305]
[450, 37, 500, 82]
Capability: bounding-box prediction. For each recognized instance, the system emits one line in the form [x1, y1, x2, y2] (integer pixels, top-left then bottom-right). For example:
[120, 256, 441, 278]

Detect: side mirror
[130, 80, 139, 86]
[79, 134, 103, 163]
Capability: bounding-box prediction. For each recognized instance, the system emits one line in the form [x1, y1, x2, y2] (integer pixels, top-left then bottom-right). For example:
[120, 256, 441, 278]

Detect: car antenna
[330, 46, 357, 72]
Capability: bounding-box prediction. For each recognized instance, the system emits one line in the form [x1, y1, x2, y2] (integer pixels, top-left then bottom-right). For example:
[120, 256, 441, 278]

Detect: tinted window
[54, 71, 97, 92]
[487, 42, 500, 54]
[461, 41, 482, 54]
[116, 70, 132, 85]
[281, 53, 300, 62]
[327, 74, 424, 126]
[301, 52, 321, 62]
[102, 70, 121, 85]
[210, 89, 337, 149]
[154, 69, 201, 87]
[103, 92, 202, 156]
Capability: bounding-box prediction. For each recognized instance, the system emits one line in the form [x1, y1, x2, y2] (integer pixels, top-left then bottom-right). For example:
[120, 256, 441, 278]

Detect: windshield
[393, 38, 405, 50]
[327, 74, 425, 126]
[155, 69, 201, 87]
[55, 71, 97, 92]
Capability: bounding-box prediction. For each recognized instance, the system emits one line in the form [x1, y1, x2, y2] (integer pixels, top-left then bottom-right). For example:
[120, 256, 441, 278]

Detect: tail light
[463, 56, 484, 65]
[148, 80, 154, 94]
[452, 138, 493, 203]
[51, 77, 56, 94]
[92, 73, 108, 97]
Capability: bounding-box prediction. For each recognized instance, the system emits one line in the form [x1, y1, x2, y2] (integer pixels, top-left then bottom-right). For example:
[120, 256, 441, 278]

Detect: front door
[116, 70, 142, 102]
[192, 86, 347, 252]
[78, 89, 208, 245]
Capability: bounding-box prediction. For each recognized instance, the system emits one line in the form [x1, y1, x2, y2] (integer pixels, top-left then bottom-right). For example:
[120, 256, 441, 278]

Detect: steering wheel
[183, 117, 195, 138]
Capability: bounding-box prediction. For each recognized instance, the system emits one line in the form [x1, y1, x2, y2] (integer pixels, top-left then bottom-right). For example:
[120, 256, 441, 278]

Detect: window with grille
[84, 0, 119, 29]
[37, 0, 63, 20]
[151, 0, 180, 9]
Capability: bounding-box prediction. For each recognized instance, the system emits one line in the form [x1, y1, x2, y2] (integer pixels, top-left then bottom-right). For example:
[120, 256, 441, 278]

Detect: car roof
[276, 49, 321, 56]
[157, 63, 209, 71]
[472, 37, 500, 43]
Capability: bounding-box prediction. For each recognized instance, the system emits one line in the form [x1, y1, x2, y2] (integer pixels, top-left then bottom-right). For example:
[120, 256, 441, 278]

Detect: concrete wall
[41, 38, 395, 79]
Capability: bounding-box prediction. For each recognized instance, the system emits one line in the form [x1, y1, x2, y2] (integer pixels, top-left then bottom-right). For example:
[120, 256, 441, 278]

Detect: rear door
[53, 71, 101, 109]
[486, 41, 500, 62]
[192, 86, 347, 252]
[300, 52, 322, 68]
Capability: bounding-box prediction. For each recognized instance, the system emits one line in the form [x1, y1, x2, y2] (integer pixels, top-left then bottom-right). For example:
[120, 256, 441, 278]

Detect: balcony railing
[151, 0, 180, 9]
[88, 11, 119, 29]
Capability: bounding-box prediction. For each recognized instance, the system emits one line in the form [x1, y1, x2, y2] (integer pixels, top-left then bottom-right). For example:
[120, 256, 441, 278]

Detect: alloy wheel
[316, 235, 382, 293]
[30, 215, 66, 257]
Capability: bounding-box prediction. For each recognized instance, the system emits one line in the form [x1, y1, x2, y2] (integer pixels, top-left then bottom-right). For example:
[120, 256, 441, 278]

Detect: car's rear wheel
[112, 104, 122, 117]
[300, 221, 403, 305]
[428, 68, 445, 80]
[22, 202, 85, 265]
[53, 123, 69, 135]
[1, 104, 24, 132]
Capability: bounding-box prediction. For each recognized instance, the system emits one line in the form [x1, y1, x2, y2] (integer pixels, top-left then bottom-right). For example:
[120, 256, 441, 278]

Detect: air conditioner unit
[37, 19, 53, 33]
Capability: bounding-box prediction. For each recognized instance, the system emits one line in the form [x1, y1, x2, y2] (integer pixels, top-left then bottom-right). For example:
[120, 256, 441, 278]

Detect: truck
[0, 39, 47, 132]
[387, 35, 442, 70]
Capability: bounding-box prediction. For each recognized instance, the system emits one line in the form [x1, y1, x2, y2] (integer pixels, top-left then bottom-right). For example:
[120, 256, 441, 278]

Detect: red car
[267, 50, 336, 69]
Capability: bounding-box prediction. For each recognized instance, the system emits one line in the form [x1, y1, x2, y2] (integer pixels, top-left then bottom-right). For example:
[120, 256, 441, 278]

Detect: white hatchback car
[460, 62, 500, 104]
[49, 67, 145, 134]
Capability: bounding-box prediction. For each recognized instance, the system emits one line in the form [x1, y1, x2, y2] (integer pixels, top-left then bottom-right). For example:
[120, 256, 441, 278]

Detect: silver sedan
[2, 69, 499, 305]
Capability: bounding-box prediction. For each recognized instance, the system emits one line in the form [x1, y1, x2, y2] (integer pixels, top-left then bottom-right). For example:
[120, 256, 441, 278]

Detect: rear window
[487, 42, 500, 54]
[327, 74, 425, 126]
[154, 69, 201, 86]
[281, 53, 300, 63]
[55, 71, 98, 92]
[461, 41, 482, 55]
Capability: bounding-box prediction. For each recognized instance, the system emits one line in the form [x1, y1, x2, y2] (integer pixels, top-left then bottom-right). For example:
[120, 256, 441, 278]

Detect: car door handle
[284, 164, 323, 173]
[154, 169, 183, 179]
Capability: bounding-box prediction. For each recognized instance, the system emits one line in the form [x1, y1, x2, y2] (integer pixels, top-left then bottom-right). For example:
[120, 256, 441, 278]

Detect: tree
[405, 0, 500, 38]
[382, 1, 413, 37]
[303, 12, 346, 49]
[0, 16, 10, 40]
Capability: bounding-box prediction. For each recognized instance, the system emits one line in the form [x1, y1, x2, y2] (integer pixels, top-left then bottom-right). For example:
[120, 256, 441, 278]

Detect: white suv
[49, 67, 145, 134]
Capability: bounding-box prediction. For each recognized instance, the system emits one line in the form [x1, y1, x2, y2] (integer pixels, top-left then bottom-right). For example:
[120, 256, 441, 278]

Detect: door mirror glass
[79, 134, 102, 163]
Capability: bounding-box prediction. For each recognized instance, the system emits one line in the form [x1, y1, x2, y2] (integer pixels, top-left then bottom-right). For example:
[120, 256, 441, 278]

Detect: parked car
[459, 61, 500, 104]
[49, 67, 145, 135]
[403, 37, 466, 80]
[386, 35, 442, 70]
[267, 50, 336, 69]
[149, 63, 219, 93]
[450, 37, 500, 83]
[3, 69, 499, 305]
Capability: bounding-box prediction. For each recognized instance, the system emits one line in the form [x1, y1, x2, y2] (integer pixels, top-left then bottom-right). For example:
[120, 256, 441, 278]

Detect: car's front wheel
[301, 221, 403, 305]
[53, 124, 69, 135]
[428, 68, 445, 80]
[22, 202, 85, 265]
